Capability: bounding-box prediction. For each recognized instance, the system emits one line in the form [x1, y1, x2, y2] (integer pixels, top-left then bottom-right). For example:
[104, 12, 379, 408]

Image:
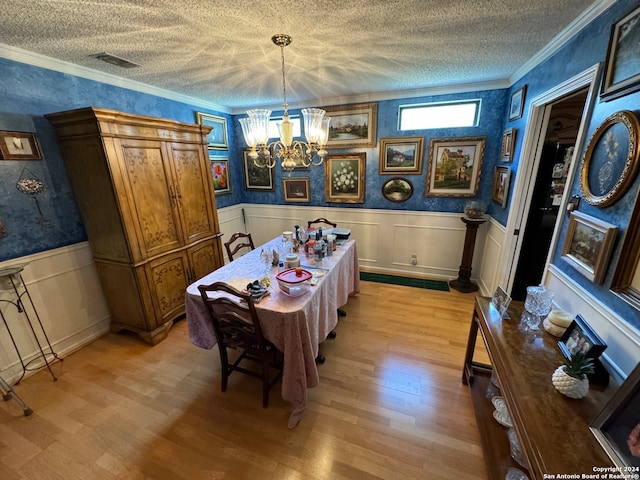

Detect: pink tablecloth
[185, 237, 360, 428]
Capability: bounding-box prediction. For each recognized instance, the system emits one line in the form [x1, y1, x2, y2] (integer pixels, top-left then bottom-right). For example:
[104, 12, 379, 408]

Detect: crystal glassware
[522, 285, 554, 330]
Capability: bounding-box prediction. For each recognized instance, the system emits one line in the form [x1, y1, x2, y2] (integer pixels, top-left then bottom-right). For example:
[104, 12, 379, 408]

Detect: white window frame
[398, 100, 481, 131]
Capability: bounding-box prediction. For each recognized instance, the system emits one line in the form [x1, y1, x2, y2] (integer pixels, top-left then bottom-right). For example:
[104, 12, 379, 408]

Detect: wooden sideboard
[463, 297, 615, 480]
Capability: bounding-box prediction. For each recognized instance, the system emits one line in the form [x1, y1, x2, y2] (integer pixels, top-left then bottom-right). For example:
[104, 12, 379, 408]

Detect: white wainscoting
[545, 264, 640, 382]
[0, 242, 110, 383]
[478, 218, 508, 296]
[220, 204, 490, 282]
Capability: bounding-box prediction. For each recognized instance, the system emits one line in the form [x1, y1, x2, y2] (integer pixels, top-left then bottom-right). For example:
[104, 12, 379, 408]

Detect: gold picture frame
[501, 128, 516, 162]
[323, 102, 377, 148]
[490, 165, 511, 208]
[324, 153, 366, 203]
[561, 211, 618, 284]
[425, 136, 486, 197]
[379, 136, 424, 174]
[196, 112, 229, 149]
[580, 110, 640, 208]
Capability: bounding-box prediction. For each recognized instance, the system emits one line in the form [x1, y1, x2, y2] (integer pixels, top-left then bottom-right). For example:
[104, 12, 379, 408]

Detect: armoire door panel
[170, 144, 216, 243]
[147, 251, 189, 323]
[119, 141, 183, 258]
[188, 238, 220, 280]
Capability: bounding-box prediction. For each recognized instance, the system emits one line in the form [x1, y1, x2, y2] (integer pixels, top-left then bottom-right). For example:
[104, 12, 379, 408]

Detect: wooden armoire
[46, 107, 224, 345]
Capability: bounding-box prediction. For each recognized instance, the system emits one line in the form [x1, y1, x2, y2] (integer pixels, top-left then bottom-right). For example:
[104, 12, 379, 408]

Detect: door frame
[501, 64, 602, 293]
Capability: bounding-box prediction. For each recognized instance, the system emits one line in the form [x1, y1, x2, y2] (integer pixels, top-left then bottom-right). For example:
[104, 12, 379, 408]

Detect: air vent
[89, 52, 140, 69]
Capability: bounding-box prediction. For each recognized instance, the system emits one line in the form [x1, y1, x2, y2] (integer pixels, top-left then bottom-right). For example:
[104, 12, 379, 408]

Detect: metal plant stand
[0, 265, 61, 384]
[0, 375, 32, 416]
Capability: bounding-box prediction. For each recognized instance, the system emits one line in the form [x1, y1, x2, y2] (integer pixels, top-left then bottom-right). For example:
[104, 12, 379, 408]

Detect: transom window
[399, 100, 481, 130]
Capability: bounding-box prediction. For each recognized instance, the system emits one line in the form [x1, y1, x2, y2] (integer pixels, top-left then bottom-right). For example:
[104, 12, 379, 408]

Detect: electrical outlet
[410, 254, 417, 265]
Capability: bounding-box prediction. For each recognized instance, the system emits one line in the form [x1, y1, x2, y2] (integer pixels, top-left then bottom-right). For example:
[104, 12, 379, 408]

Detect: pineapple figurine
[551, 353, 595, 399]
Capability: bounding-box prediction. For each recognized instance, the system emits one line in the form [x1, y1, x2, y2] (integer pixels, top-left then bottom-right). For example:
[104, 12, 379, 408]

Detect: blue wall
[511, 0, 640, 332]
[229, 88, 507, 216]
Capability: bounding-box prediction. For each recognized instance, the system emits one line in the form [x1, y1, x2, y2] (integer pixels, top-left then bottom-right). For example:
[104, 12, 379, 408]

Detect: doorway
[510, 88, 588, 300]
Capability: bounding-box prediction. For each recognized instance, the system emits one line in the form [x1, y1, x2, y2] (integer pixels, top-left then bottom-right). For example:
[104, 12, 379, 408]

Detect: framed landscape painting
[323, 103, 377, 148]
[196, 112, 228, 149]
[426, 136, 486, 197]
[561, 211, 617, 284]
[325, 153, 366, 203]
[379, 136, 424, 174]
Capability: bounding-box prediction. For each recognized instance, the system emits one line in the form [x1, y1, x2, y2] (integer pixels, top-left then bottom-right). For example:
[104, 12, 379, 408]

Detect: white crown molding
[0, 43, 231, 114]
[510, 0, 616, 84]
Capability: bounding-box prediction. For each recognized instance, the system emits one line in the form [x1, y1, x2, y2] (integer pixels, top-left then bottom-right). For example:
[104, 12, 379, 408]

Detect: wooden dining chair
[307, 217, 337, 229]
[198, 282, 283, 408]
[224, 232, 255, 262]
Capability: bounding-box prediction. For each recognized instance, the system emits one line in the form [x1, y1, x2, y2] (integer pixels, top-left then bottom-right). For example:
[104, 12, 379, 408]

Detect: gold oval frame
[580, 110, 640, 207]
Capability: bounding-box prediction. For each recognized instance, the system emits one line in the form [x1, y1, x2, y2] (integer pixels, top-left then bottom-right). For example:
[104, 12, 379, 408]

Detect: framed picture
[209, 156, 231, 195]
[558, 314, 607, 360]
[382, 178, 413, 203]
[323, 102, 377, 148]
[0, 131, 42, 160]
[561, 211, 618, 284]
[491, 285, 511, 319]
[601, 5, 640, 100]
[196, 112, 228, 149]
[425, 136, 486, 197]
[509, 85, 527, 121]
[580, 110, 640, 208]
[283, 177, 310, 202]
[501, 128, 516, 162]
[379, 136, 424, 174]
[491, 166, 511, 208]
[611, 170, 640, 311]
[590, 362, 640, 468]
[325, 153, 366, 203]
[242, 149, 274, 191]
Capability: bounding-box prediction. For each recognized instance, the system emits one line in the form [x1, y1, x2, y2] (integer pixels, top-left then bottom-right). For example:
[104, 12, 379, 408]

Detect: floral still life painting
[210, 158, 231, 195]
[325, 153, 365, 203]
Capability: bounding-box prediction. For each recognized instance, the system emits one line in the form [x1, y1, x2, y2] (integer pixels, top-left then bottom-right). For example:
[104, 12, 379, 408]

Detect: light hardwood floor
[0, 281, 489, 480]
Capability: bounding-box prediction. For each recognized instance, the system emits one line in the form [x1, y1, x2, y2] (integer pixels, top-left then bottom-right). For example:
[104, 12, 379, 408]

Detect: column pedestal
[449, 216, 487, 293]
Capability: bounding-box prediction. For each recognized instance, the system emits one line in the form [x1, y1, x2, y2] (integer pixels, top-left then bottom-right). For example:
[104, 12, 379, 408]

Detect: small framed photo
[501, 128, 516, 162]
[196, 112, 228, 149]
[283, 177, 310, 202]
[323, 102, 377, 149]
[590, 362, 640, 468]
[561, 211, 618, 284]
[491, 285, 511, 319]
[379, 136, 424, 175]
[509, 85, 527, 121]
[491, 166, 511, 208]
[382, 178, 413, 203]
[425, 136, 486, 197]
[558, 314, 607, 360]
[209, 155, 231, 195]
[242, 149, 274, 191]
[325, 153, 366, 203]
[0, 131, 42, 160]
[601, 5, 640, 100]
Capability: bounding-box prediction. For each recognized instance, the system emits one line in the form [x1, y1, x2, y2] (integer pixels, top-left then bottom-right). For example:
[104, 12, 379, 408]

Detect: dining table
[185, 235, 360, 428]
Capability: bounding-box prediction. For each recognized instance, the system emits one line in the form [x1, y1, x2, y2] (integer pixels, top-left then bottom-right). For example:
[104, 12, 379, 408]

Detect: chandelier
[239, 34, 330, 173]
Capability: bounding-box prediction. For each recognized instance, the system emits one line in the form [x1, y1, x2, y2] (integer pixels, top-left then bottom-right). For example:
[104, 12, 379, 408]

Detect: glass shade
[238, 117, 257, 148]
[246, 109, 271, 145]
[302, 108, 326, 144]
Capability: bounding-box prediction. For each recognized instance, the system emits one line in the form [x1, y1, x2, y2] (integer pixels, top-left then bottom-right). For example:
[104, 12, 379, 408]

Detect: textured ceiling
[0, 0, 600, 111]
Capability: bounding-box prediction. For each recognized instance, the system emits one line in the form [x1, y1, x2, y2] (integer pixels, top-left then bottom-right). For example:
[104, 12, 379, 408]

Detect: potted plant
[551, 353, 595, 399]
